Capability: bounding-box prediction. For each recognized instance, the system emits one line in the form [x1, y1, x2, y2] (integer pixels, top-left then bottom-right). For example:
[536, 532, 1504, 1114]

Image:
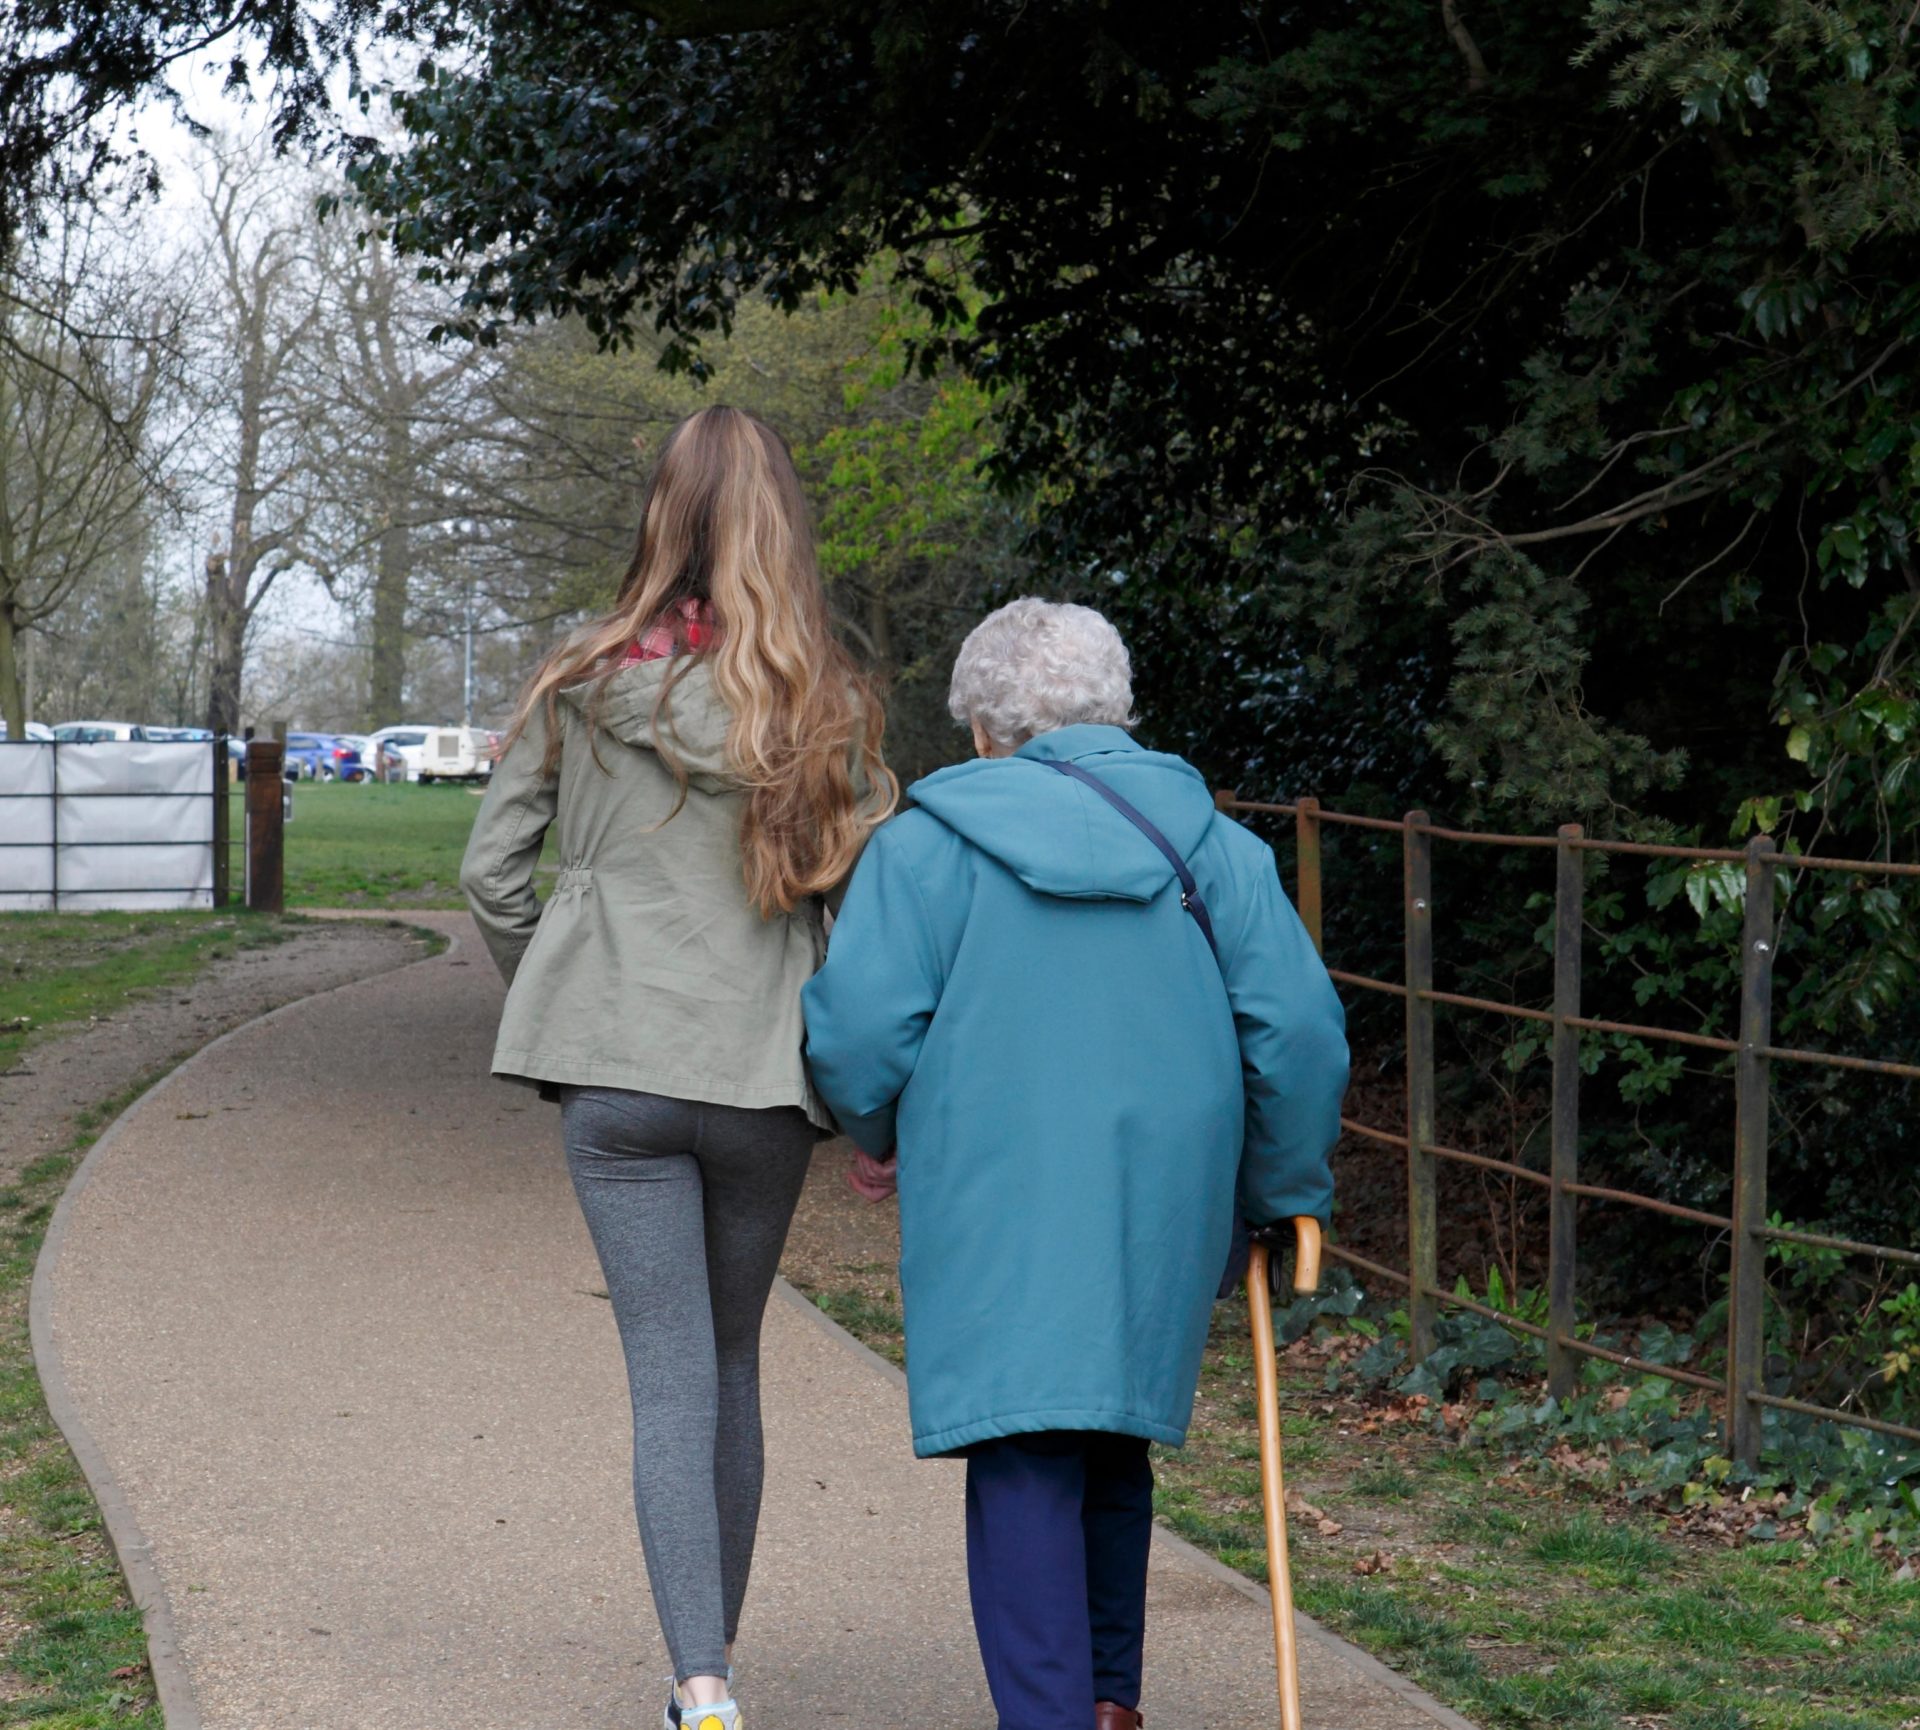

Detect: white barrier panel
[0, 747, 55, 796]
[0, 796, 55, 845]
[0, 741, 217, 911]
[59, 793, 208, 846]
[57, 741, 212, 798]
[58, 842, 214, 894]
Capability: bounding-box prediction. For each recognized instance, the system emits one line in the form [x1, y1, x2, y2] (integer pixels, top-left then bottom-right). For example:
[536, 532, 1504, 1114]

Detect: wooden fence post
[1296, 796, 1323, 955]
[245, 739, 285, 914]
[1728, 834, 1777, 1467]
[1547, 824, 1584, 1400]
[1404, 810, 1439, 1360]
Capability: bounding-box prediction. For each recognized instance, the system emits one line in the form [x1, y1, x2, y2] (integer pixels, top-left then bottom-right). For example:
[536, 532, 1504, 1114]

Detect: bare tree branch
[1440, 0, 1492, 94]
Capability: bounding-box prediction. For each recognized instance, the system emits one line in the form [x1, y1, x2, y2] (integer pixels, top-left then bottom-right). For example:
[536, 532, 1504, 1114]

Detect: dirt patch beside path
[780, 1139, 908, 1360]
[784, 1139, 901, 1285]
[0, 918, 432, 1185]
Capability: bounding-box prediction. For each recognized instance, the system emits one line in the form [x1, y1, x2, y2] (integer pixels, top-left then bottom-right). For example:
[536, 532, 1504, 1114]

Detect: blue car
[285, 732, 368, 782]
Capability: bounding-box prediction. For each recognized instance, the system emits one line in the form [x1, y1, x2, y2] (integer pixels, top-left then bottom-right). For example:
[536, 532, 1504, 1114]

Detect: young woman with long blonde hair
[461, 405, 896, 1730]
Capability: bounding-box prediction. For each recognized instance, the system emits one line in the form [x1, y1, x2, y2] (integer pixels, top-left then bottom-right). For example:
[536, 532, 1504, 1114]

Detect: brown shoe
[1095, 1707, 1143, 1730]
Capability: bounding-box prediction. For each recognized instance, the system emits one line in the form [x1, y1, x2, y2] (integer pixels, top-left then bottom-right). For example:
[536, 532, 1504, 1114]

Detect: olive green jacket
[460, 660, 840, 1129]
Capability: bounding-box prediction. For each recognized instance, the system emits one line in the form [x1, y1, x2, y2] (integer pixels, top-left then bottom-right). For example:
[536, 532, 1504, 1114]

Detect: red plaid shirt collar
[620, 597, 716, 665]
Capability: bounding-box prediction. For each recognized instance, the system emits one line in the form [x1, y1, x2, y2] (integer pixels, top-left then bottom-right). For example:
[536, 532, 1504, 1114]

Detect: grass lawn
[1161, 1294, 1920, 1730]
[0, 910, 305, 1725]
[1, 1076, 172, 1727]
[235, 778, 551, 909]
[791, 1268, 1920, 1730]
[0, 910, 297, 1074]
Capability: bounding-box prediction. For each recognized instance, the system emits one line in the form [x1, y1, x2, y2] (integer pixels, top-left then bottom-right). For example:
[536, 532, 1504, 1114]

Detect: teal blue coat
[801, 725, 1348, 1457]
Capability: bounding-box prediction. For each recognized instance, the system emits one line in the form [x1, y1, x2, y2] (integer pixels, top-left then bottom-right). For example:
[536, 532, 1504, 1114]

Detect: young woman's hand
[845, 1146, 898, 1203]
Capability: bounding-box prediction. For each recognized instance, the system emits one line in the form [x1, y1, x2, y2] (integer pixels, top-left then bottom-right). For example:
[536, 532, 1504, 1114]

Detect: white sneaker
[665, 1677, 740, 1730]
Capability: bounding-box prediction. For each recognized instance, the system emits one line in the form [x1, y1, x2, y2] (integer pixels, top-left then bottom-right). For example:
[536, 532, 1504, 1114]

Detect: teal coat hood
[906, 726, 1217, 903]
[803, 725, 1349, 1458]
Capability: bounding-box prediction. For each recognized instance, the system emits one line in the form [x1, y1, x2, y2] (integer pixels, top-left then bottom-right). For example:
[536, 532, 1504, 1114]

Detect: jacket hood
[907, 725, 1218, 902]
[557, 659, 740, 792]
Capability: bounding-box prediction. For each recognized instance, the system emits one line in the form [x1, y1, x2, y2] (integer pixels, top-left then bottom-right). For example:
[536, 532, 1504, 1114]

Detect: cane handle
[1291, 1216, 1322, 1295]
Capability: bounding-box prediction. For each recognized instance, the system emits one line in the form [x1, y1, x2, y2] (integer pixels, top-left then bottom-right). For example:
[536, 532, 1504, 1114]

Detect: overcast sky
[124, 41, 431, 657]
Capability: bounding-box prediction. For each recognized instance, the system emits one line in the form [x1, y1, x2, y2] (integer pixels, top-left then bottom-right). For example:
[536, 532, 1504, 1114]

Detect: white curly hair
[947, 598, 1138, 752]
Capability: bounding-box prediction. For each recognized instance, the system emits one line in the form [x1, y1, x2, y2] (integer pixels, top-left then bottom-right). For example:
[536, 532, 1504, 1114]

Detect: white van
[364, 723, 438, 782]
[417, 726, 495, 783]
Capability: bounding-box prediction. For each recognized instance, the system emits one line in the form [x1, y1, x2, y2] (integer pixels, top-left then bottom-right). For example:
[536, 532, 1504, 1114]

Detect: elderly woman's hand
[845, 1146, 898, 1203]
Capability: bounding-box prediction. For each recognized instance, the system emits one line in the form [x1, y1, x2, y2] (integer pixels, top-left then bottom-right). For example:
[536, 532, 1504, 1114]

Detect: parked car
[312, 734, 368, 782]
[50, 720, 153, 742]
[144, 726, 214, 742]
[281, 733, 325, 779]
[417, 725, 496, 783]
[364, 723, 439, 782]
[223, 738, 290, 779]
[285, 732, 368, 782]
[336, 734, 377, 781]
[0, 720, 54, 741]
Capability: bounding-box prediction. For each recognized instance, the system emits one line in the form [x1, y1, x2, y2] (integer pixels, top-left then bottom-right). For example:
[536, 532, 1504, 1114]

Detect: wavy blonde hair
[502, 406, 897, 916]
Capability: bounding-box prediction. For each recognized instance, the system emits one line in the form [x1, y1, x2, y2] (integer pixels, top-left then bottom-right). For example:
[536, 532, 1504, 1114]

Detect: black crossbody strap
[1044, 758, 1219, 962]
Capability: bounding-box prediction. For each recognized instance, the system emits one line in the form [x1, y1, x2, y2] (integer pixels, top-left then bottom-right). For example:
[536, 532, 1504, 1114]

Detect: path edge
[771, 1276, 1481, 1730]
[28, 919, 459, 1730]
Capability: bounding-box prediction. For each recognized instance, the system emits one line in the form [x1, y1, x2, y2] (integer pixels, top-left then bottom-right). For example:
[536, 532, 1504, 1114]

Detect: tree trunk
[204, 551, 246, 735]
[367, 426, 412, 724]
[867, 588, 895, 672]
[0, 600, 24, 740]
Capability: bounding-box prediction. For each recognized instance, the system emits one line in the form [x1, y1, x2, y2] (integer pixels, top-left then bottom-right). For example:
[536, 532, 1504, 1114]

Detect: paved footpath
[34, 913, 1475, 1730]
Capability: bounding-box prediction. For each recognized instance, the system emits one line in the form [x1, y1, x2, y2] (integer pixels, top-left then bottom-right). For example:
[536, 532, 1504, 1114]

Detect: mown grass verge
[795, 1259, 1920, 1729]
[233, 779, 556, 909]
[0, 1075, 178, 1725]
[0, 910, 297, 1073]
[1163, 1293, 1920, 1730]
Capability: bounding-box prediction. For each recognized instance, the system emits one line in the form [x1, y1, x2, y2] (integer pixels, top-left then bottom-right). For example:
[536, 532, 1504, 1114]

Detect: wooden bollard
[245, 739, 285, 913]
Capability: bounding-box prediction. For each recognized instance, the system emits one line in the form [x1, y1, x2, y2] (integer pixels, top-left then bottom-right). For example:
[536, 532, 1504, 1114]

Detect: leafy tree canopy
[344, 1, 1920, 854]
[0, 0, 446, 253]
[346, 3, 1920, 1265]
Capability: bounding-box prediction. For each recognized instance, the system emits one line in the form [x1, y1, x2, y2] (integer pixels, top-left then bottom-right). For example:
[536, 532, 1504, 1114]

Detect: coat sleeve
[459, 708, 559, 987]
[1222, 848, 1350, 1227]
[801, 825, 948, 1155]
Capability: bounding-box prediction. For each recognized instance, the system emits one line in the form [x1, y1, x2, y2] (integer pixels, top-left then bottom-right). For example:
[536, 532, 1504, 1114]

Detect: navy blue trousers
[964, 1430, 1155, 1730]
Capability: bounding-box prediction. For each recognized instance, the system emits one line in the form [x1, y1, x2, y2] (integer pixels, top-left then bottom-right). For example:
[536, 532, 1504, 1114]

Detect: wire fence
[1214, 792, 1920, 1465]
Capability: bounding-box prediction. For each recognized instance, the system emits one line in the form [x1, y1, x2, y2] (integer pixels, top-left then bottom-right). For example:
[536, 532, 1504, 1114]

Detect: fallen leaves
[1348, 1393, 1433, 1435]
[1284, 1490, 1344, 1536]
[1544, 1442, 1610, 1477]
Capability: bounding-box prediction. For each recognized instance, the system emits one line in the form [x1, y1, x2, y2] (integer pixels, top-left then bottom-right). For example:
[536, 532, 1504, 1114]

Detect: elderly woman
[801, 598, 1348, 1730]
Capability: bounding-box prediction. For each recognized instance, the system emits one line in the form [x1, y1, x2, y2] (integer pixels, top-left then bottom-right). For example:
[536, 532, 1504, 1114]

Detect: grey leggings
[560, 1086, 816, 1682]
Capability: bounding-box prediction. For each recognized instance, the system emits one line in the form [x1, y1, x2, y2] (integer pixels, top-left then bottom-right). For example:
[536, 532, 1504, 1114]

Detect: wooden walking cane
[1247, 1217, 1324, 1730]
